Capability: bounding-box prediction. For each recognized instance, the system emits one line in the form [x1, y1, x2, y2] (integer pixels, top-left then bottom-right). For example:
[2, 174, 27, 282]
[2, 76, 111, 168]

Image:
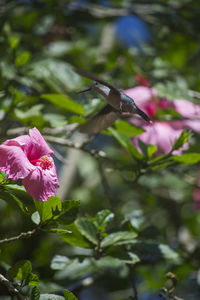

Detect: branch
[43, 135, 108, 160]
[0, 273, 29, 300]
[0, 227, 40, 245]
[98, 161, 117, 216]
[6, 127, 110, 160]
[128, 265, 138, 300]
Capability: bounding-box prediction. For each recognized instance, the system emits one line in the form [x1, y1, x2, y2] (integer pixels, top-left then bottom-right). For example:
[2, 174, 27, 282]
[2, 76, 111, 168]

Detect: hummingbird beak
[77, 82, 97, 94]
[77, 87, 92, 94]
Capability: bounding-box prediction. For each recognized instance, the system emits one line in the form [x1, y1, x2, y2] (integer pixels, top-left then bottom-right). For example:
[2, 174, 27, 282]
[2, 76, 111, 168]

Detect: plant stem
[128, 265, 138, 300]
[0, 226, 40, 244]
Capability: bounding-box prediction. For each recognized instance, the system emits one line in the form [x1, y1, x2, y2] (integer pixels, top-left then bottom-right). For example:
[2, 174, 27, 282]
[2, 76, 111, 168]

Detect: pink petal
[174, 99, 200, 118]
[0, 144, 34, 180]
[22, 158, 59, 201]
[133, 122, 187, 155]
[28, 127, 53, 160]
[182, 120, 200, 133]
[3, 135, 33, 157]
[124, 86, 157, 105]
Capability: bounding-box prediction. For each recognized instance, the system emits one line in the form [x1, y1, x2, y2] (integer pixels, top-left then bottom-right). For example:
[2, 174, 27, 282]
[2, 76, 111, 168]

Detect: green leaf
[15, 51, 31, 67]
[31, 211, 41, 225]
[51, 255, 69, 270]
[101, 231, 138, 248]
[138, 139, 148, 156]
[41, 94, 85, 115]
[108, 127, 143, 160]
[114, 120, 144, 137]
[68, 115, 86, 124]
[155, 82, 194, 102]
[44, 41, 72, 57]
[31, 286, 40, 300]
[60, 223, 92, 248]
[50, 228, 72, 234]
[0, 173, 4, 183]
[3, 184, 34, 214]
[76, 218, 98, 245]
[14, 104, 44, 120]
[147, 145, 157, 157]
[0, 189, 28, 214]
[94, 210, 114, 231]
[26, 273, 39, 286]
[172, 131, 190, 150]
[8, 260, 32, 281]
[40, 295, 64, 300]
[9, 36, 20, 50]
[172, 153, 200, 164]
[54, 258, 93, 281]
[64, 290, 78, 300]
[34, 196, 62, 222]
[159, 244, 180, 263]
[112, 251, 140, 265]
[54, 200, 80, 225]
[28, 59, 82, 92]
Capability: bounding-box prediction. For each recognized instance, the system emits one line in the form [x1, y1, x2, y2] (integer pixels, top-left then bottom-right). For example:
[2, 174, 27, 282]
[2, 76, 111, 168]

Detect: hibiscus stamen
[31, 157, 53, 170]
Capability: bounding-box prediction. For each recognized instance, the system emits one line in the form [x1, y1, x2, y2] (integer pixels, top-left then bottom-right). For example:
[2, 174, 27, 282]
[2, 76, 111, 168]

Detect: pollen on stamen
[39, 157, 53, 170]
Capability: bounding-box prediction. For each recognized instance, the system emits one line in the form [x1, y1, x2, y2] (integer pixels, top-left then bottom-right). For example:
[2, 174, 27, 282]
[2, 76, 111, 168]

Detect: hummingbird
[75, 68, 151, 134]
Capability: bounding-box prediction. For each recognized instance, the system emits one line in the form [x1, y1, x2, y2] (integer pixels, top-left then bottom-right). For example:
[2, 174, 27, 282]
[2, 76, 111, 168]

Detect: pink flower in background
[132, 122, 186, 155]
[0, 127, 59, 201]
[124, 85, 200, 155]
[192, 170, 200, 211]
[193, 189, 200, 210]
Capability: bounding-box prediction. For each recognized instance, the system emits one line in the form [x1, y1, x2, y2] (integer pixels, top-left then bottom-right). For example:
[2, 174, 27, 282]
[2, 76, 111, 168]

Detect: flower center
[31, 156, 53, 170]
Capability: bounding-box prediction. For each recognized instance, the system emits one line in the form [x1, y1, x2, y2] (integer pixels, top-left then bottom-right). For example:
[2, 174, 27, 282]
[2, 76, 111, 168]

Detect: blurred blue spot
[115, 15, 150, 48]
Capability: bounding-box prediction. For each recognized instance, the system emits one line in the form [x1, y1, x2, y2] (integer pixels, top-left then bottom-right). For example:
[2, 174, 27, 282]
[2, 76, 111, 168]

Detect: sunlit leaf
[28, 59, 82, 91]
[31, 211, 41, 225]
[51, 255, 69, 270]
[34, 196, 62, 222]
[41, 94, 85, 115]
[114, 120, 144, 137]
[101, 231, 138, 248]
[64, 290, 78, 300]
[108, 127, 143, 159]
[40, 294, 64, 300]
[159, 244, 180, 263]
[7, 260, 38, 285]
[172, 131, 190, 150]
[9, 36, 20, 50]
[147, 145, 157, 157]
[172, 153, 200, 164]
[8, 260, 32, 281]
[94, 210, 114, 231]
[15, 51, 31, 67]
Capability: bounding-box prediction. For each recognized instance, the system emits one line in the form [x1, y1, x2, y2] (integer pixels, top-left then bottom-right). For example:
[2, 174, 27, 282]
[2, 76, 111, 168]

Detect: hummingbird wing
[74, 67, 119, 92]
[79, 105, 120, 134]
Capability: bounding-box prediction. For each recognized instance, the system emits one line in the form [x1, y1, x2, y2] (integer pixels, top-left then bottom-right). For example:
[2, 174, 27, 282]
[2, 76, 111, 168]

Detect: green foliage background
[0, 0, 200, 299]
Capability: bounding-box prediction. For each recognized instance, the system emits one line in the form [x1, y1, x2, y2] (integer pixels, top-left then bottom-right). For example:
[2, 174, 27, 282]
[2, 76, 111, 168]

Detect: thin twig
[98, 162, 115, 211]
[43, 135, 108, 160]
[128, 265, 138, 300]
[0, 227, 40, 245]
[0, 273, 29, 300]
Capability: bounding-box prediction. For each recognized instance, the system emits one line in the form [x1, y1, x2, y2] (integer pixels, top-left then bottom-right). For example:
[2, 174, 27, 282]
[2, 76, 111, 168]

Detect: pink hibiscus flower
[0, 127, 59, 201]
[124, 86, 200, 155]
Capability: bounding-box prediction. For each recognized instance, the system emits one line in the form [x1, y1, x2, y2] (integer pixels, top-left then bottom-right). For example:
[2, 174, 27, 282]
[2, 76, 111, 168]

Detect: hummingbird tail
[136, 107, 151, 123]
